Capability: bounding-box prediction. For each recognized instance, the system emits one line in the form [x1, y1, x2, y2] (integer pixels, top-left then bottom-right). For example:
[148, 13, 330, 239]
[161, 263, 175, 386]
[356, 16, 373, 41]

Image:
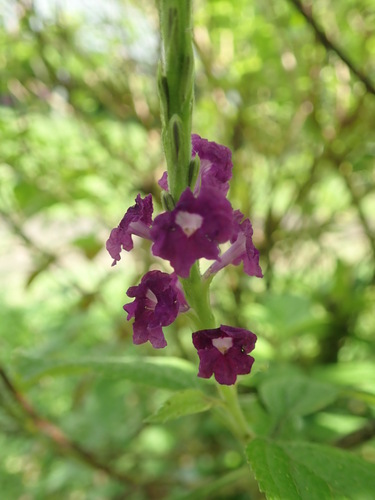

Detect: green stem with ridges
[158, 0, 194, 201]
[181, 264, 215, 330]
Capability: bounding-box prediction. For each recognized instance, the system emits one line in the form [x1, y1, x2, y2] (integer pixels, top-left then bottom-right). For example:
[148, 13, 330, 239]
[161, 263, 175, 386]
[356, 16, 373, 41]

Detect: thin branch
[340, 167, 375, 274]
[288, 0, 375, 96]
[0, 208, 55, 262]
[0, 366, 135, 486]
[0, 208, 107, 297]
[334, 420, 375, 449]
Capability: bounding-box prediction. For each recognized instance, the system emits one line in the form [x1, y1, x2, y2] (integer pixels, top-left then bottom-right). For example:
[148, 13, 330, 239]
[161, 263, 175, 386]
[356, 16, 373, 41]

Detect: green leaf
[246, 438, 375, 500]
[17, 355, 205, 391]
[257, 293, 326, 338]
[259, 374, 339, 422]
[313, 362, 375, 394]
[146, 389, 216, 423]
[241, 396, 274, 437]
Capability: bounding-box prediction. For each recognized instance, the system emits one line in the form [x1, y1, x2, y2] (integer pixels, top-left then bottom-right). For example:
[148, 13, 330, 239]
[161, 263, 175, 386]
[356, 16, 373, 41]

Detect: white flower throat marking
[176, 211, 203, 237]
[145, 289, 157, 310]
[212, 337, 233, 354]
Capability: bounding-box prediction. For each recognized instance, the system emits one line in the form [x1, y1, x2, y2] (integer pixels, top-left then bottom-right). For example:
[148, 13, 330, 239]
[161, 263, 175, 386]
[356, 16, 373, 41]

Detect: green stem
[217, 385, 253, 444]
[158, 0, 195, 201]
[182, 264, 215, 330]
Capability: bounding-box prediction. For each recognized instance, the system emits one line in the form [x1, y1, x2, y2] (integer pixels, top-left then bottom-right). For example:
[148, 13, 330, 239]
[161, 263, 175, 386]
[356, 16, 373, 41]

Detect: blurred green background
[0, 0, 374, 498]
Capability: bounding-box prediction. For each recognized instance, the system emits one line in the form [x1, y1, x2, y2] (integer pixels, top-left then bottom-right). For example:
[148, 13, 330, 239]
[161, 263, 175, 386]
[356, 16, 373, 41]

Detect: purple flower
[151, 187, 235, 278]
[106, 194, 153, 266]
[124, 270, 188, 349]
[192, 325, 257, 385]
[192, 134, 233, 196]
[204, 211, 263, 279]
[158, 135, 233, 196]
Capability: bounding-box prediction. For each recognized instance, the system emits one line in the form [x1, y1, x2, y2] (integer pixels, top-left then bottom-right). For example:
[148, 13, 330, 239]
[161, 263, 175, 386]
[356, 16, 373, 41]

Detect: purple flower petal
[204, 214, 263, 279]
[192, 325, 257, 385]
[171, 273, 190, 313]
[106, 194, 153, 266]
[151, 187, 235, 278]
[192, 134, 233, 196]
[124, 270, 188, 349]
[158, 171, 169, 191]
[157, 135, 233, 196]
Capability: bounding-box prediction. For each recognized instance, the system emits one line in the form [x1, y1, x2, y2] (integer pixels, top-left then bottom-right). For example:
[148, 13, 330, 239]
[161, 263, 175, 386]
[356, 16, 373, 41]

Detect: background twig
[0, 366, 135, 486]
[288, 0, 375, 96]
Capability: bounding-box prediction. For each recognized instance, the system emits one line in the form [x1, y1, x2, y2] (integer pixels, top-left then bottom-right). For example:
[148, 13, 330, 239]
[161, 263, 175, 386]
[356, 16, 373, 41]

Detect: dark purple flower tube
[151, 187, 235, 278]
[192, 325, 257, 385]
[106, 194, 153, 266]
[124, 270, 189, 349]
[204, 211, 263, 279]
[158, 135, 233, 196]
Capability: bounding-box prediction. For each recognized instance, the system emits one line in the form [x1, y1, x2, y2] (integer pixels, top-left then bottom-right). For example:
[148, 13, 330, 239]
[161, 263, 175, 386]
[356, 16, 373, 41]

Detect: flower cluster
[107, 135, 262, 384]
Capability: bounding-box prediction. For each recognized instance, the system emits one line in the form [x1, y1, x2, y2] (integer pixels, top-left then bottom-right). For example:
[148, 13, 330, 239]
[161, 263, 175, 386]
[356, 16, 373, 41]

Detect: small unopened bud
[167, 7, 177, 39]
[161, 191, 175, 211]
[157, 64, 169, 121]
[188, 154, 200, 189]
[178, 53, 194, 104]
[169, 114, 184, 162]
